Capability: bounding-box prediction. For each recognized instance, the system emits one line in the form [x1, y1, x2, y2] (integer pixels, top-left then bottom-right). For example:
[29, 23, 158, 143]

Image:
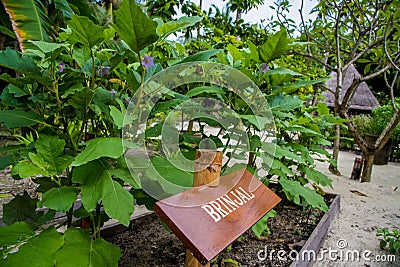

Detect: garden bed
[102, 192, 340, 267]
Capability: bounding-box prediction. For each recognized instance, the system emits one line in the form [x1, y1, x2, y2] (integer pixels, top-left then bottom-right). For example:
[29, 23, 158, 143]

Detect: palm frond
[2, 0, 51, 52]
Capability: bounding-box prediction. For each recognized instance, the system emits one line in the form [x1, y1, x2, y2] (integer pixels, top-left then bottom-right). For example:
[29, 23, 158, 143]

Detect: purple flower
[141, 56, 154, 69]
[110, 89, 117, 97]
[260, 63, 270, 73]
[97, 66, 110, 77]
[58, 61, 65, 72]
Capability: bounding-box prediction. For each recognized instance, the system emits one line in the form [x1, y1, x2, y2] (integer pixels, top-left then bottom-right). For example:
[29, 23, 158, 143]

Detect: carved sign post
[154, 150, 281, 266]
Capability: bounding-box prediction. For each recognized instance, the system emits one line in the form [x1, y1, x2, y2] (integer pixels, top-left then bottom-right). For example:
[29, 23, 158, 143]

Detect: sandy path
[313, 150, 400, 267]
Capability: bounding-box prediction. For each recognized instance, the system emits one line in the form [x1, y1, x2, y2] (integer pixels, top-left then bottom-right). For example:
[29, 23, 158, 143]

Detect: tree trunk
[361, 152, 374, 182]
[236, 10, 242, 21]
[329, 124, 342, 175]
[197, 0, 202, 40]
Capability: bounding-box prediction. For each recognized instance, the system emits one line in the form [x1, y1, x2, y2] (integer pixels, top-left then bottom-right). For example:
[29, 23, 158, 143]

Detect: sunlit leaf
[187, 85, 225, 97]
[1, 226, 63, 267]
[251, 209, 277, 238]
[279, 177, 328, 212]
[113, 0, 158, 52]
[67, 14, 104, 48]
[72, 137, 124, 166]
[258, 28, 290, 63]
[73, 159, 134, 226]
[29, 135, 73, 176]
[28, 40, 68, 54]
[55, 228, 121, 267]
[269, 95, 303, 111]
[157, 16, 202, 39]
[0, 222, 35, 247]
[178, 49, 224, 64]
[38, 186, 78, 213]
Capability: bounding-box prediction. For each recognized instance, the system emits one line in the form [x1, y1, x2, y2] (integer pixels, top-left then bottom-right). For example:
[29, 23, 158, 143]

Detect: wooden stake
[185, 149, 222, 267]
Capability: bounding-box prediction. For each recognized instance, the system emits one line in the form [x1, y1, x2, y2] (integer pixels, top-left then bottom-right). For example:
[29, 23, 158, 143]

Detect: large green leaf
[0, 110, 44, 128]
[271, 159, 293, 175]
[55, 228, 121, 267]
[147, 156, 193, 187]
[67, 14, 104, 48]
[72, 160, 104, 211]
[109, 105, 124, 129]
[29, 135, 73, 176]
[157, 16, 202, 39]
[178, 49, 224, 64]
[2, 0, 50, 51]
[270, 77, 329, 97]
[28, 40, 68, 54]
[227, 43, 243, 61]
[287, 125, 321, 135]
[72, 137, 124, 166]
[0, 49, 41, 76]
[246, 40, 259, 62]
[186, 85, 225, 97]
[269, 95, 303, 111]
[113, 0, 158, 53]
[239, 115, 273, 131]
[11, 161, 46, 178]
[54, 0, 74, 20]
[1, 226, 63, 267]
[279, 177, 328, 212]
[302, 166, 332, 187]
[274, 145, 306, 164]
[102, 179, 133, 226]
[3, 192, 42, 228]
[109, 167, 140, 189]
[73, 159, 134, 226]
[258, 28, 290, 63]
[38, 186, 78, 213]
[0, 222, 35, 247]
[265, 68, 302, 76]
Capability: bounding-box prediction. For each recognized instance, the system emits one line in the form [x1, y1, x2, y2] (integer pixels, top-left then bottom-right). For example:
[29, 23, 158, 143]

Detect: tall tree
[224, 0, 264, 22]
[296, 0, 400, 181]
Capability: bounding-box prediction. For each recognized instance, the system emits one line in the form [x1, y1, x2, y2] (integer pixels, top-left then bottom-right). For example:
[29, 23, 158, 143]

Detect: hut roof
[323, 64, 380, 111]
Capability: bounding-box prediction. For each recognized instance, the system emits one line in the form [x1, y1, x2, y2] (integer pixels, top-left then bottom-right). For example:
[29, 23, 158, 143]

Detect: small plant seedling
[251, 209, 277, 238]
[222, 258, 240, 266]
[377, 228, 400, 253]
[237, 235, 244, 242]
[211, 256, 219, 264]
[293, 229, 303, 235]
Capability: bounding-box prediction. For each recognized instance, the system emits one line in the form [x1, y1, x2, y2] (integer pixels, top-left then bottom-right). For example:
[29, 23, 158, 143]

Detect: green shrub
[377, 228, 400, 253]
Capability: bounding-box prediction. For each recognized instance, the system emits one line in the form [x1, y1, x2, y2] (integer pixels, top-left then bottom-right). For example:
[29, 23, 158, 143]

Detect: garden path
[314, 150, 400, 267]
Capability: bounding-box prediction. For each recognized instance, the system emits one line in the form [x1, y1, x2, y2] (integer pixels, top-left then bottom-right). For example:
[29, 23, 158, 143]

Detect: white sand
[313, 150, 400, 267]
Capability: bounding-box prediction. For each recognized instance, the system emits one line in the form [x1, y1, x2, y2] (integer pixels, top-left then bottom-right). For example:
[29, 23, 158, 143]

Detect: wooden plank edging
[290, 194, 341, 267]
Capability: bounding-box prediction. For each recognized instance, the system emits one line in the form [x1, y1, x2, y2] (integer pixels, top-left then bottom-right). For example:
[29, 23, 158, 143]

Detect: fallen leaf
[349, 190, 368, 197]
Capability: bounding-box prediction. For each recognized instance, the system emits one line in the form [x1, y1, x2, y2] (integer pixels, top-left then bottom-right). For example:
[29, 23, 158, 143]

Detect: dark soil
[103, 191, 333, 267]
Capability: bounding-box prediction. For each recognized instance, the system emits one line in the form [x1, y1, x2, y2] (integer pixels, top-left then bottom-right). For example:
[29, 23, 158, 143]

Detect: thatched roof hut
[323, 64, 380, 113]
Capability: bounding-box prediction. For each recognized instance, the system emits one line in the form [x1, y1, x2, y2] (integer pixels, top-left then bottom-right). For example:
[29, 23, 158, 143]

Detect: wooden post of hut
[350, 157, 363, 180]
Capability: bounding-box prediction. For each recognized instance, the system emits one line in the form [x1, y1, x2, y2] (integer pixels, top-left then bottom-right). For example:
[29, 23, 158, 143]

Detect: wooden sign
[154, 168, 281, 265]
